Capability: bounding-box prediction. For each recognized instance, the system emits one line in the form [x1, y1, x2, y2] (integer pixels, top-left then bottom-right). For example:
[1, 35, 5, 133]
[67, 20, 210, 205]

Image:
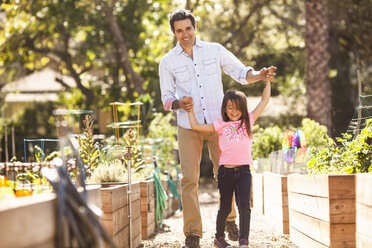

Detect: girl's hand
[260, 66, 277, 82]
[180, 96, 194, 112]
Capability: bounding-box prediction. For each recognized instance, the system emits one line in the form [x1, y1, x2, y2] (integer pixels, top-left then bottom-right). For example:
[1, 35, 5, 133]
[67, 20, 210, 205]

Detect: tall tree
[305, 0, 332, 135]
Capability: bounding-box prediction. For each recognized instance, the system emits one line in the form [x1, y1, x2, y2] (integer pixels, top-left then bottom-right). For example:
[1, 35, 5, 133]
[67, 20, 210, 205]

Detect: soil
[140, 183, 299, 248]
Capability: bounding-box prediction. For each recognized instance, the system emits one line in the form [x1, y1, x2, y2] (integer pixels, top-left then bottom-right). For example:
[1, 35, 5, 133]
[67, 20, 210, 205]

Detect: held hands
[259, 66, 277, 82]
[180, 96, 193, 112]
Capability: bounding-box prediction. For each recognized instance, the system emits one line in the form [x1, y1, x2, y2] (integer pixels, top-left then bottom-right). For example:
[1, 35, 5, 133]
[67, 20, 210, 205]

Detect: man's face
[173, 19, 196, 49]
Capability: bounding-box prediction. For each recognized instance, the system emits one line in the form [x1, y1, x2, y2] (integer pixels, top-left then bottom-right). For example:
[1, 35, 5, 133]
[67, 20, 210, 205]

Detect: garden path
[140, 182, 299, 248]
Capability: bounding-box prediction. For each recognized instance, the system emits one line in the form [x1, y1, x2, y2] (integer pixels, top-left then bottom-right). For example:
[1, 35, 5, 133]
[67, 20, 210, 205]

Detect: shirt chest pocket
[173, 65, 191, 83]
[202, 58, 218, 76]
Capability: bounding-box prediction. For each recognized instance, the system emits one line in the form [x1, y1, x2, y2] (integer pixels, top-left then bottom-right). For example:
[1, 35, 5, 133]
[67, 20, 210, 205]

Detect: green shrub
[146, 112, 177, 170]
[252, 125, 283, 159]
[301, 118, 332, 147]
[307, 119, 372, 174]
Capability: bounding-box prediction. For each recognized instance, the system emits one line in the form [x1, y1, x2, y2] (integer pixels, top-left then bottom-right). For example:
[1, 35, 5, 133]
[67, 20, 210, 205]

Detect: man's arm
[246, 66, 277, 83]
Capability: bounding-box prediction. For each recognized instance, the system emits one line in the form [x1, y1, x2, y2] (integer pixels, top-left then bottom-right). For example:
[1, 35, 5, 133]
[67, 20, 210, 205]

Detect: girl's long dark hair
[221, 90, 252, 138]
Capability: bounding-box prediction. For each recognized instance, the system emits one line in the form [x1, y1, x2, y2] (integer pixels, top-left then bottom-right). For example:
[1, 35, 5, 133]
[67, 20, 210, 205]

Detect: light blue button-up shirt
[159, 37, 253, 129]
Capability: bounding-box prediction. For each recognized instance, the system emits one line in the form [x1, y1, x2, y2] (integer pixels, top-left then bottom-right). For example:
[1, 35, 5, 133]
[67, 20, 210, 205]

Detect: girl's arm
[252, 67, 276, 121]
[188, 109, 215, 133]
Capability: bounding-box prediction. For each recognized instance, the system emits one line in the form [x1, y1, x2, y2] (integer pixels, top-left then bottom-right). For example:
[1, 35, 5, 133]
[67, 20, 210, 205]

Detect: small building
[1, 69, 111, 134]
[1, 69, 75, 119]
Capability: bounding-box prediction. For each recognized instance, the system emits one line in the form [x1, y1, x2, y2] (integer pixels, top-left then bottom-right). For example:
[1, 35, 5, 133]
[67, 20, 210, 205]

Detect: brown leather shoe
[225, 221, 239, 241]
[183, 235, 200, 248]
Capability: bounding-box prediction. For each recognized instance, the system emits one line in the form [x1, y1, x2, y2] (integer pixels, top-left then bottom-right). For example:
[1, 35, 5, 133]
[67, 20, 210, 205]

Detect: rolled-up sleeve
[218, 44, 253, 85]
[159, 58, 177, 111]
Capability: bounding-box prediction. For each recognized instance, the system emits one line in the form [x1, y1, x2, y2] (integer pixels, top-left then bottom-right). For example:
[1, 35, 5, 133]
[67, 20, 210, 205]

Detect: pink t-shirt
[213, 112, 254, 166]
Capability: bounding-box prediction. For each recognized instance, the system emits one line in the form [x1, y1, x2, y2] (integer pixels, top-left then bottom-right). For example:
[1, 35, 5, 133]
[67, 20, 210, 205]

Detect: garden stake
[124, 145, 133, 248]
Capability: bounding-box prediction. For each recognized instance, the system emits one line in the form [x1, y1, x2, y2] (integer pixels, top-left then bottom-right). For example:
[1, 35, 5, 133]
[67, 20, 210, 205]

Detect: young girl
[186, 67, 275, 248]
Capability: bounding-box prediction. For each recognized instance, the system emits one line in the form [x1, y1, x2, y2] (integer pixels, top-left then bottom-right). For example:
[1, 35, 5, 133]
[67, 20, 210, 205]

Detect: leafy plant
[307, 119, 372, 174]
[34, 146, 60, 162]
[122, 128, 145, 172]
[86, 160, 145, 184]
[78, 115, 99, 176]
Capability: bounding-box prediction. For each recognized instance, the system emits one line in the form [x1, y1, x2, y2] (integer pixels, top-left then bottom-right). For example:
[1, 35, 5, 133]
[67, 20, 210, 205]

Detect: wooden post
[0, 134, 2, 162]
[4, 124, 8, 162]
[12, 127, 15, 158]
[356, 70, 362, 136]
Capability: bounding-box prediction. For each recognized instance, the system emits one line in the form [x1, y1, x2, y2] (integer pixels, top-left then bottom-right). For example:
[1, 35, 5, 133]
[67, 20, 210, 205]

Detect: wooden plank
[356, 232, 372, 248]
[102, 205, 128, 236]
[289, 192, 355, 224]
[329, 223, 355, 247]
[329, 198, 355, 224]
[289, 192, 330, 222]
[111, 216, 142, 248]
[102, 197, 141, 236]
[141, 207, 155, 226]
[328, 175, 355, 200]
[252, 173, 264, 215]
[0, 194, 57, 248]
[263, 172, 289, 234]
[141, 195, 155, 212]
[290, 209, 330, 246]
[356, 203, 372, 237]
[290, 226, 328, 248]
[141, 221, 155, 239]
[101, 184, 128, 213]
[356, 174, 372, 207]
[86, 184, 102, 207]
[140, 179, 155, 196]
[288, 174, 355, 199]
[289, 209, 355, 247]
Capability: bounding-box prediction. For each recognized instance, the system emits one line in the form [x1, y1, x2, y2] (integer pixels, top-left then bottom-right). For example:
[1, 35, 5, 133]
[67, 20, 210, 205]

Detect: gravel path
[140, 183, 299, 248]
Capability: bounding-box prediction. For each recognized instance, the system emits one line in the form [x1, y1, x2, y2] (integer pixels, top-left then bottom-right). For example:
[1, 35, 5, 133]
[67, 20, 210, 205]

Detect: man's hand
[259, 66, 277, 82]
[172, 96, 193, 112]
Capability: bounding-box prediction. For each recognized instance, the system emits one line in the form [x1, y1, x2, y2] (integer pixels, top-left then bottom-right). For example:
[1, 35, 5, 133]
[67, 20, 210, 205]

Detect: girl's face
[225, 100, 242, 121]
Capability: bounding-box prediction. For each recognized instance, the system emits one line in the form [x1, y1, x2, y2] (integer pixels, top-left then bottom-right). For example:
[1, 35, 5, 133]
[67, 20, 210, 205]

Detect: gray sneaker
[239, 238, 249, 247]
[214, 236, 232, 248]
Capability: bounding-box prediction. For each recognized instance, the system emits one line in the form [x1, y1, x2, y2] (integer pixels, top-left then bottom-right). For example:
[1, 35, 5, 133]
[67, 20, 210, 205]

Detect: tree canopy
[0, 0, 371, 138]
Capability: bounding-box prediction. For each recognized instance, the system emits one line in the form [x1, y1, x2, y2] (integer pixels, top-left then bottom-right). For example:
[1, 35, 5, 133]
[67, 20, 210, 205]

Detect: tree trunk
[100, 0, 144, 95]
[305, 0, 332, 135]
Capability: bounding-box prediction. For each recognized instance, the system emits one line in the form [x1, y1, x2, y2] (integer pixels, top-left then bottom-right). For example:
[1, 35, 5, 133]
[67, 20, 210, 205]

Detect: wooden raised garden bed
[288, 174, 356, 248]
[0, 185, 101, 248]
[252, 173, 264, 215]
[356, 173, 372, 247]
[263, 172, 289, 234]
[100, 182, 141, 248]
[140, 179, 156, 239]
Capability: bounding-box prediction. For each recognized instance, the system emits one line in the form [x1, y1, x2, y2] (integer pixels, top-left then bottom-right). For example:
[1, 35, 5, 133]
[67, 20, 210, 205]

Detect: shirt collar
[175, 36, 205, 55]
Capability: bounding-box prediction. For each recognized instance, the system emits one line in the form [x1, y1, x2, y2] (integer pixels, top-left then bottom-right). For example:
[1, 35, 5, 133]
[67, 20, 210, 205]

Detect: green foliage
[251, 118, 331, 159]
[301, 118, 332, 147]
[146, 112, 178, 170]
[78, 115, 99, 176]
[252, 125, 283, 159]
[33, 146, 60, 162]
[307, 119, 372, 174]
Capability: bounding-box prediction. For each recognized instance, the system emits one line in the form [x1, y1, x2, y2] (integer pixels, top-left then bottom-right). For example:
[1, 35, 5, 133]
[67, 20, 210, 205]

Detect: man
[159, 9, 276, 248]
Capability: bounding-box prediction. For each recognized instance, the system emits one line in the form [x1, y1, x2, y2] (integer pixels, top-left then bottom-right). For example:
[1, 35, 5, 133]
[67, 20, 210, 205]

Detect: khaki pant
[178, 126, 237, 238]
